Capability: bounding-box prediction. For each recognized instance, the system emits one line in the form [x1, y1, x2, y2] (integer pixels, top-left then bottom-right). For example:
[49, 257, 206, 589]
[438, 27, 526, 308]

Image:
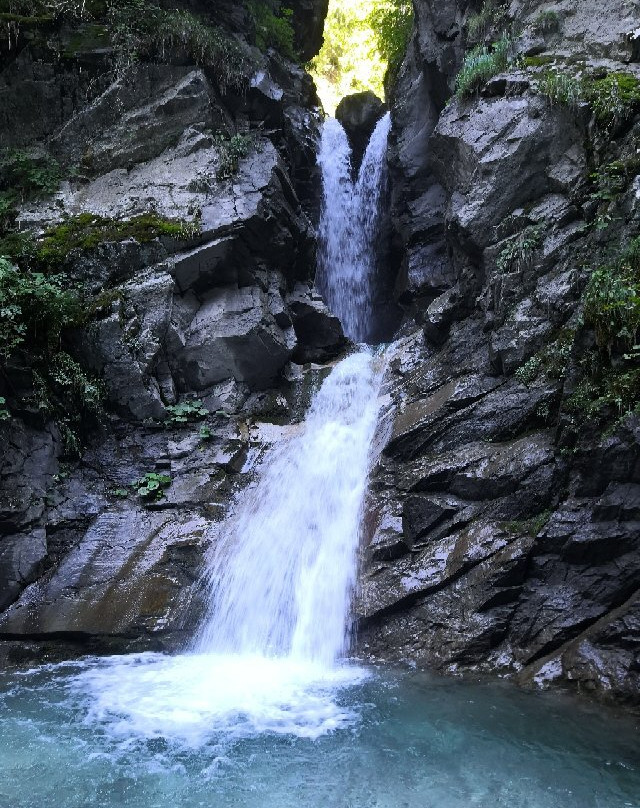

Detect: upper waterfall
[316, 113, 392, 344]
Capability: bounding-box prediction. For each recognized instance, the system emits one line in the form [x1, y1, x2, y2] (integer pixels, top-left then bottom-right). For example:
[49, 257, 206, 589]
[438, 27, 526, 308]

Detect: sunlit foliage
[309, 0, 412, 114]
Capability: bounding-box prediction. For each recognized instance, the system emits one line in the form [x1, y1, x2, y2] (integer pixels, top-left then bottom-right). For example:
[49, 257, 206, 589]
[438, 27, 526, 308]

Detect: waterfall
[194, 114, 393, 667]
[196, 350, 384, 664]
[70, 107, 393, 743]
[316, 113, 391, 344]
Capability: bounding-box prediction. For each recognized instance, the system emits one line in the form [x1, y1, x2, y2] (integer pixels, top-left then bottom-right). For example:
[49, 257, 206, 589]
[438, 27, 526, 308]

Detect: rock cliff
[359, 0, 640, 706]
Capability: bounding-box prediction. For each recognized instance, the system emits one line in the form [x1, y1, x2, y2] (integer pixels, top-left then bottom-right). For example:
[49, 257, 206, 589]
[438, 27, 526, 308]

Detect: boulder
[336, 91, 387, 170]
[286, 282, 348, 362]
[169, 285, 297, 391]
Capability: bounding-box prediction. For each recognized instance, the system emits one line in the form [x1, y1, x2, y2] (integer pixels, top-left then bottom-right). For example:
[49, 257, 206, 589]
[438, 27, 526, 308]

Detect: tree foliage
[309, 0, 413, 113]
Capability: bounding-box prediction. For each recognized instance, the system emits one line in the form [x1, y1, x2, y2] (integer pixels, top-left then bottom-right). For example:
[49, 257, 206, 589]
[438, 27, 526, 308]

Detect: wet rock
[289, 0, 330, 61]
[336, 91, 387, 170]
[286, 283, 348, 363]
[169, 285, 296, 391]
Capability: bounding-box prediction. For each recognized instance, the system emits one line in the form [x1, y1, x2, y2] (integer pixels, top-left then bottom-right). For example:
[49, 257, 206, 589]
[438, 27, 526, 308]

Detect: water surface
[1, 654, 638, 808]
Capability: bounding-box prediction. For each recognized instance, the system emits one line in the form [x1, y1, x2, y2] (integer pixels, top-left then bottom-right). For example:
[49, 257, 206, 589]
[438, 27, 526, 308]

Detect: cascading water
[195, 350, 383, 665]
[316, 113, 391, 343]
[188, 115, 392, 670]
[39, 113, 393, 744]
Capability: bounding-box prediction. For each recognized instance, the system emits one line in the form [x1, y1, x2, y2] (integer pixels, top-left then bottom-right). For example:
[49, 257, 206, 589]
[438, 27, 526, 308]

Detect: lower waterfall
[195, 350, 384, 665]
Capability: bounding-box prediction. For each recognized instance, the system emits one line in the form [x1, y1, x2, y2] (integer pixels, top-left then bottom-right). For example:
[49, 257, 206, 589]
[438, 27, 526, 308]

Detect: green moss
[584, 72, 640, 128]
[0, 11, 52, 24]
[535, 68, 640, 129]
[504, 509, 552, 536]
[522, 55, 555, 68]
[36, 212, 199, 265]
[62, 23, 110, 57]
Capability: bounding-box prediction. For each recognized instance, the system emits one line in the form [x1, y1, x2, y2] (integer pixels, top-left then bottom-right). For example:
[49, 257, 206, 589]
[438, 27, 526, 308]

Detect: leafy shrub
[0, 257, 81, 358]
[514, 329, 575, 384]
[583, 238, 640, 352]
[165, 399, 209, 426]
[0, 149, 61, 231]
[455, 35, 511, 99]
[367, 0, 414, 88]
[0, 149, 61, 201]
[248, 1, 296, 60]
[132, 471, 172, 501]
[565, 366, 640, 421]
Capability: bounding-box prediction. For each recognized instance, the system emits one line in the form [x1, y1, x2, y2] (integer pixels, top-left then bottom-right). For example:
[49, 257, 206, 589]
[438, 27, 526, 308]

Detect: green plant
[165, 398, 209, 425]
[583, 238, 640, 352]
[584, 72, 640, 130]
[521, 54, 555, 68]
[496, 224, 544, 273]
[0, 149, 61, 233]
[214, 134, 253, 179]
[532, 10, 560, 34]
[537, 69, 582, 108]
[504, 510, 551, 536]
[0, 395, 9, 420]
[515, 329, 575, 385]
[367, 0, 413, 89]
[50, 351, 104, 415]
[132, 471, 172, 501]
[455, 35, 512, 99]
[535, 69, 640, 130]
[0, 149, 61, 201]
[199, 424, 213, 441]
[565, 365, 640, 422]
[466, 0, 507, 42]
[248, 1, 296, 59]
[0, 258, 81, 358]
[589, 160, 634, 204]
[107, 2, 255, 93]
[109, 487, 129, 498]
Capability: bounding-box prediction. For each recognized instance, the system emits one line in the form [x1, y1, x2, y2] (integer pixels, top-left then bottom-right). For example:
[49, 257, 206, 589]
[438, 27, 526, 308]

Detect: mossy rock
[36, 212, 199, 266]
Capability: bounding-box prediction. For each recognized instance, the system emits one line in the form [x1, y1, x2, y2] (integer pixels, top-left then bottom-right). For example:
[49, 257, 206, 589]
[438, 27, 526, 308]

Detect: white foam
[73, 653, 368, 745]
